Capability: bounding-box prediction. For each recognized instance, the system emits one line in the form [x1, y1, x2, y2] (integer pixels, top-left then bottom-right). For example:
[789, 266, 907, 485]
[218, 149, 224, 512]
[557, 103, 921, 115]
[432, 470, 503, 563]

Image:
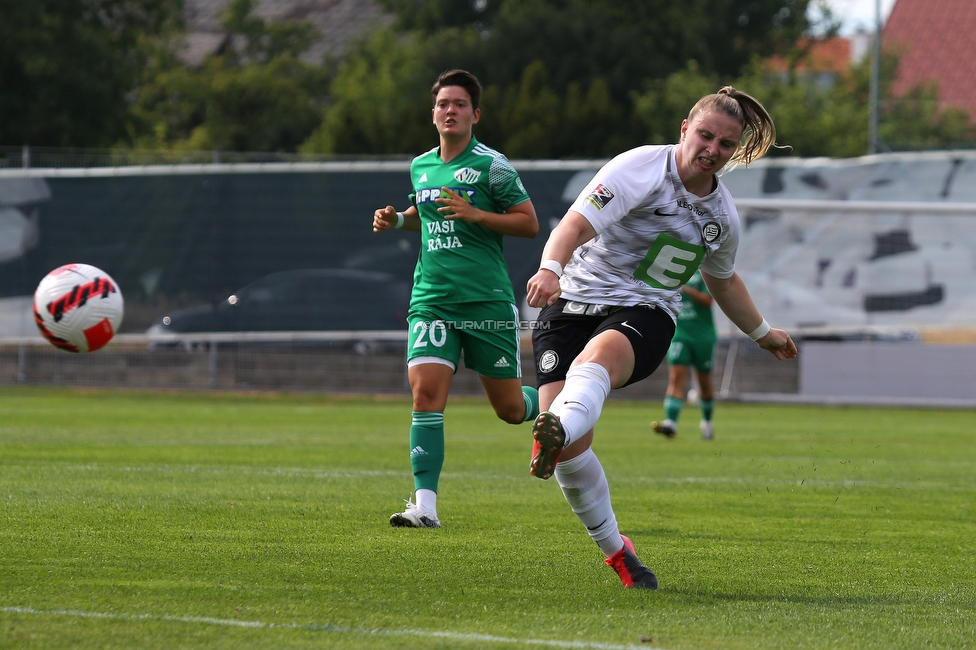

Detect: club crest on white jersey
[702, 221, 721, 243]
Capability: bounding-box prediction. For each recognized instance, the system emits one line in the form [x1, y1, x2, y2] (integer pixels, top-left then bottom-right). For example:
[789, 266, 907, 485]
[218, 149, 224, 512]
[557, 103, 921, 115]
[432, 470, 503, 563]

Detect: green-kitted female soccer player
[372, 69, 540, 528]
[652, 270, 719, 440]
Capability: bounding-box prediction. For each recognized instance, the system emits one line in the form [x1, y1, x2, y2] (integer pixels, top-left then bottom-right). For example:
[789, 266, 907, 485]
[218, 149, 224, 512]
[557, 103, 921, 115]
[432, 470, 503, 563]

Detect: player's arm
[525, 210, 597, 309]
[682, 284, 713, 308]
[436, 189, 539, 238]
[373, 205, 421, 233]
[700, 270, 797, 360]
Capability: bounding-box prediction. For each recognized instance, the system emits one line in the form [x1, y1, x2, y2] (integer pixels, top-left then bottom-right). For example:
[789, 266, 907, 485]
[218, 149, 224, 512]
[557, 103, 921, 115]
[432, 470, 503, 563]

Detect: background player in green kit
[651, 270, 719, 440]
[372, 69, 540, 528]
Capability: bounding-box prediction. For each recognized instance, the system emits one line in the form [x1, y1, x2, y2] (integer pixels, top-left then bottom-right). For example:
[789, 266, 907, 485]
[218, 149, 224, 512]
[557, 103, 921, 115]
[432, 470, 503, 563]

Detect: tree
[477, 61, 632, 158]
[754, 48, 976, 155]
[131, 0, 328, 152]
[726, 57, 870, 158]
[0, 0, 182, 147]
[307, 0, 818, 158]
[219, 0, 318, 64]
[380, 0, 816, 102]
[879, 73, 976, 151]
[633, 49, 976, 159]
[299, 28, 433, 155]
[632, 61, 722, 146]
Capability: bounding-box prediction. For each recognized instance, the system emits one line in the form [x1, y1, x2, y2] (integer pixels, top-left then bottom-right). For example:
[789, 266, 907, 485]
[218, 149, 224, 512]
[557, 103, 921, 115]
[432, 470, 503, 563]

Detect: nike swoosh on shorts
[620, 320, 643, 337]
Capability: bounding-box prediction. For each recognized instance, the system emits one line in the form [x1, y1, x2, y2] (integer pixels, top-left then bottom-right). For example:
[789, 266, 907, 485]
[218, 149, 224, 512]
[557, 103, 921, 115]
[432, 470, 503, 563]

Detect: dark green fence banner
[0, 164, 591, 331]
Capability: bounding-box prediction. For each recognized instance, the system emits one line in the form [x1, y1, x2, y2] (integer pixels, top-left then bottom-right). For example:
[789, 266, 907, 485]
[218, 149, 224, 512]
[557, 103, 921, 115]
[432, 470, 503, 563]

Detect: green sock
[664, 396, 684, 422]
[521, 386, 540, 422]
[410, 411, 445, 493]
[700, 399, 714, 422]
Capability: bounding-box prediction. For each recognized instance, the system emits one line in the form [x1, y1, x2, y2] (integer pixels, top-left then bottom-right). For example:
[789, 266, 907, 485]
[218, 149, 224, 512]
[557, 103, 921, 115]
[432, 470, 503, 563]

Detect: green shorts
[407, 301, 523, 379]
[666, 336, 716, 373]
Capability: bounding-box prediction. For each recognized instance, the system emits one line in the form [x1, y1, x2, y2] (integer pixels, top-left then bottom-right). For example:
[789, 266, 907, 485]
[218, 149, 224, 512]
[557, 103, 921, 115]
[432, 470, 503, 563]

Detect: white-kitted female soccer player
[525, 86, 798, 589]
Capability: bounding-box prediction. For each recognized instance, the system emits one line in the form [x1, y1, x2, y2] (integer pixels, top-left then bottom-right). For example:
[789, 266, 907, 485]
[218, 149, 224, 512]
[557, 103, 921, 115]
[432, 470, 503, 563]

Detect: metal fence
[0, 145, 411, 170]
[0, 332, 797, 403]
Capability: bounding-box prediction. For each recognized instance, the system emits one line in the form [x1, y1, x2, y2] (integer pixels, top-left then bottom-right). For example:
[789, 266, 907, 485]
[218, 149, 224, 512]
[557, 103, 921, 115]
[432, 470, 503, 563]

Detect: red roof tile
[766, 38, 854, 73]
[884, 0, 976, 119]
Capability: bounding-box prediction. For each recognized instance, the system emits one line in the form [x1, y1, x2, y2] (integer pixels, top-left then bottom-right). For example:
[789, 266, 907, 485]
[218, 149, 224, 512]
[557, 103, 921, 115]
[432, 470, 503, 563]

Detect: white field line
[1, 606, 657, 650]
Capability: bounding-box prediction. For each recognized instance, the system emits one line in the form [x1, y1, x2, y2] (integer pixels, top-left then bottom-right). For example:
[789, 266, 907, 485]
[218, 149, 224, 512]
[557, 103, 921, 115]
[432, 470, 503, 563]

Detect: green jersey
[408, 137, 530, 306]
[674, 271, 716, 343]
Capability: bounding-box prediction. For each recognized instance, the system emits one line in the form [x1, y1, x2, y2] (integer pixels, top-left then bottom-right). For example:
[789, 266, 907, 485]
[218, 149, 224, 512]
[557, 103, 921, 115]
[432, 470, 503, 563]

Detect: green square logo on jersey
[633, 233, 704, 289]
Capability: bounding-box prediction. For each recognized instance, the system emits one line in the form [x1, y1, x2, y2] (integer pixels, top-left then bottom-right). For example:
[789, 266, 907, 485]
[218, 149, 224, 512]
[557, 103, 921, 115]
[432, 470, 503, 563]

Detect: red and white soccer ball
[33, 263, 124, 353]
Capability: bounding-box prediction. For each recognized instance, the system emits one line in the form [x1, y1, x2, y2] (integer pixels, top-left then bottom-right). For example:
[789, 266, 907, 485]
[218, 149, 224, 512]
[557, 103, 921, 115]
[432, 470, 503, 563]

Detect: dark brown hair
[431, 69, 482, 110]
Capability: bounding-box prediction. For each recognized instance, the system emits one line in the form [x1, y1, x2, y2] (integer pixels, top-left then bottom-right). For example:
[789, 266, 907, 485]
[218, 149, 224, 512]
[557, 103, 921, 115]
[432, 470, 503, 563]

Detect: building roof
[883, 0, 976, 119]
[181, 0, 393, 66]
[766, 37, 855, 74]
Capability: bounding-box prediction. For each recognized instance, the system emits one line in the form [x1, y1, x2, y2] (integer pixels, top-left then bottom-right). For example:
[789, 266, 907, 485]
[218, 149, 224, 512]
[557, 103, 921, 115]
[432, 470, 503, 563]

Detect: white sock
[415, 488, 437, 516]
[550, 362, 611, 447]
[553, 448, 623, 558]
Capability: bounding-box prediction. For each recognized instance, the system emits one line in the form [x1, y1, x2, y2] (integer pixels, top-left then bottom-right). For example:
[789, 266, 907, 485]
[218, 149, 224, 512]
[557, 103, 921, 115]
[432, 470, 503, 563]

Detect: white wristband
[747, 318, 771, 341]
[394, 212, 405, 229]
[539, 259, 563, 278]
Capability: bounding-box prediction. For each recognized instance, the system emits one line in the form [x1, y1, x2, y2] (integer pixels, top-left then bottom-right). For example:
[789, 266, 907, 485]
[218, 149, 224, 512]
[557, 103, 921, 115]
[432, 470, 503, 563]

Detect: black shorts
[532, 298, 676, 388]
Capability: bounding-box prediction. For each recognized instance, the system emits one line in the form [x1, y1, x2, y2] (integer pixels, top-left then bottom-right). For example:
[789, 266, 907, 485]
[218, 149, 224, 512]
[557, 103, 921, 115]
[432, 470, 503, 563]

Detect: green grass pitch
[1, 386, 973, 649]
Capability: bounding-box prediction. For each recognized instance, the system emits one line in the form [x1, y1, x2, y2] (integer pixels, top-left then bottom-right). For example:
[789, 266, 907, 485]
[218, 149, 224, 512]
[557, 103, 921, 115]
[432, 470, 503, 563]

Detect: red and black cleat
[529, 411, 566, 480]
[606, 535, 659, 589]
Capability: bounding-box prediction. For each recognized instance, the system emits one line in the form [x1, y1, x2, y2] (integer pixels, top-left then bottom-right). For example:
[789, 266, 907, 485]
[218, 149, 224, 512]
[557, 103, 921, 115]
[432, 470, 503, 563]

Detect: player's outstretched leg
[530, 411, 565, 480]
[605, 535, 658, 589]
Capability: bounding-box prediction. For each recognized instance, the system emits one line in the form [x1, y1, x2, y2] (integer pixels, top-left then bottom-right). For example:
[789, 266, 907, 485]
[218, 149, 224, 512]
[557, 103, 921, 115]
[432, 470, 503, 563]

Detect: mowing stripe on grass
[2, 606, 657, 650]
[8, 461, 972, 491]
[3, 462, 407, 481]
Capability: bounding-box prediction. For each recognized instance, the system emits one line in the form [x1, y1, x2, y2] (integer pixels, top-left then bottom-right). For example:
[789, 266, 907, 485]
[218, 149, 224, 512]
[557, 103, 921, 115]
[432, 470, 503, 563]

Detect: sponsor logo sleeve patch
[585, 183, 615, 210]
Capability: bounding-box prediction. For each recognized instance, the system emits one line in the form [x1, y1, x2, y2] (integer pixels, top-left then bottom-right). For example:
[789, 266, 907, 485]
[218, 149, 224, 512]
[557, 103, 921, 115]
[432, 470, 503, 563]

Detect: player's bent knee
[488, 398, 526, 424]
[495, 404, 525, 424]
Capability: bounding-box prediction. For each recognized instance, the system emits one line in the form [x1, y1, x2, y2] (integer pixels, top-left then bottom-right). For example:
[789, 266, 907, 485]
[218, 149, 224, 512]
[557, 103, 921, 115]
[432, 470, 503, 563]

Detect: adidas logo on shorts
[494, 356, 510, 368]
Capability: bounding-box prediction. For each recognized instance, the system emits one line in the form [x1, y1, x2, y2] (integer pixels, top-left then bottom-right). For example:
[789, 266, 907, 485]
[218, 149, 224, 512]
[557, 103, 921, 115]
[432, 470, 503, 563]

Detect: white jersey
[561, 144, 740, 322]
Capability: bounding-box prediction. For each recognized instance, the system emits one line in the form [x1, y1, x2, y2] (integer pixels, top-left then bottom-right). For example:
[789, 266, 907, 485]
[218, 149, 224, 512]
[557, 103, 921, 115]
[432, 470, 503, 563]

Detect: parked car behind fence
[146, 269, 410, 336]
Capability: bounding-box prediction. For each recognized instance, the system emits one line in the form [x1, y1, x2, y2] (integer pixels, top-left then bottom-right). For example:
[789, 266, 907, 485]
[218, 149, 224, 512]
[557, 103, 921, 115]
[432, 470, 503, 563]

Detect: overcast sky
[815, 0, 899, 34]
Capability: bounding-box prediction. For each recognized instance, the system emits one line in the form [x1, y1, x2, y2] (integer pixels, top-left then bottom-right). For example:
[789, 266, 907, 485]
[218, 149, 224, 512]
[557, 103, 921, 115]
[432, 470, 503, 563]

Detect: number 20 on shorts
[412, 320, 448, 348]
